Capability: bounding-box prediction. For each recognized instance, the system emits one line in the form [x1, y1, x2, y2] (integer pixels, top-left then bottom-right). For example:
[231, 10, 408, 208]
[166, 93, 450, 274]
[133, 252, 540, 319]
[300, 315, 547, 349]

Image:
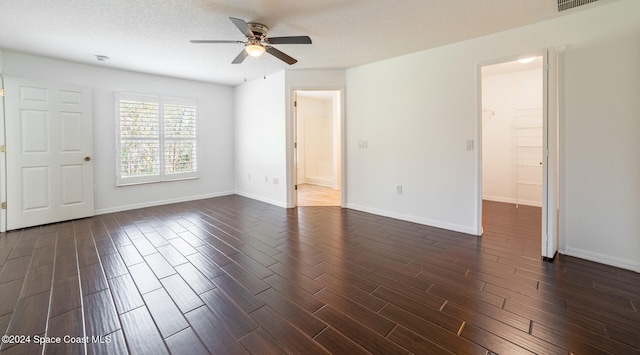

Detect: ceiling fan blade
[229, 17, 254, 38]
[231, 49, 247, 64]
[266, 46, 297, 65]
[190, 40, 243, 44]
[267, 36, 312, 45]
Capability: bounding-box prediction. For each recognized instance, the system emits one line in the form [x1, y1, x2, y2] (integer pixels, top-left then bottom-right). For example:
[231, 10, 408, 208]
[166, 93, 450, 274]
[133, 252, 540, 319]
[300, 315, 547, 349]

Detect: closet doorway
[480, 56, 544, 244]
[294, 90, 341, 206]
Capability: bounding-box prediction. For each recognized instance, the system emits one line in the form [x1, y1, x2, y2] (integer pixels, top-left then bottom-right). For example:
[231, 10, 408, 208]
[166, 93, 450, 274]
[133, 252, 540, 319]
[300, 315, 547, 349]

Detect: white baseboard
[482, 195, 542, 207]
[345, 203, 478, 236]
[304, 177, 334, 188]
[234, 191, 288, 208]
[483, 195, 516, 204]
[562, 247, 640, 273]
[94, 191, 235, 215]
[518, 200, 542, 208]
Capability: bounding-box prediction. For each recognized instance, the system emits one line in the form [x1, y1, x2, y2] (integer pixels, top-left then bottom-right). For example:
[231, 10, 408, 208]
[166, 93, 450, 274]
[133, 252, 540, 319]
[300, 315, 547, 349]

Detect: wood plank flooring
[0, 196, 638, 354]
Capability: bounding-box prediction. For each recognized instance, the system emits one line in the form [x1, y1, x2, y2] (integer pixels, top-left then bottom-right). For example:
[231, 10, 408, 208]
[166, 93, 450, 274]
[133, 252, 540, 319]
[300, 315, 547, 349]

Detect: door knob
[84, 156, 91, 162]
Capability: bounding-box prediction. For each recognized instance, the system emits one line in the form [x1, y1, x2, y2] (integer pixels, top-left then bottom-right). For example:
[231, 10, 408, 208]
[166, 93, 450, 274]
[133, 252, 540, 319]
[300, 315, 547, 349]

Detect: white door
[0, 78, 6, 232]
[542, 48, 560, 259]
[294, 91, 302, 192]
[4, 76, 94, 230]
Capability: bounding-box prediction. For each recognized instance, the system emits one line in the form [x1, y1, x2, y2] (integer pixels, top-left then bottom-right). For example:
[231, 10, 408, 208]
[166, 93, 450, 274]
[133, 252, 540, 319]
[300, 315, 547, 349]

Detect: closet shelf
[515, 107, 543, 208]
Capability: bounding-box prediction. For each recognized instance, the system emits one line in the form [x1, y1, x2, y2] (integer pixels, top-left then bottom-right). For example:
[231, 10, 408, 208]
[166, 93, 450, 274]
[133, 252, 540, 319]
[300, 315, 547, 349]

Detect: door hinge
[294, 101, 297, 107]
[0, 145, 5, 153]
[1, 202, 6, 210]
[294, 142, 297, 149]
[294, 184, 298, 190]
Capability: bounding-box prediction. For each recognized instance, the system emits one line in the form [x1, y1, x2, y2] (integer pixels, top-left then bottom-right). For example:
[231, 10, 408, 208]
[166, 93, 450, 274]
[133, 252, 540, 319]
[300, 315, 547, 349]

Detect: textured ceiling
[0, 0, 613, 86]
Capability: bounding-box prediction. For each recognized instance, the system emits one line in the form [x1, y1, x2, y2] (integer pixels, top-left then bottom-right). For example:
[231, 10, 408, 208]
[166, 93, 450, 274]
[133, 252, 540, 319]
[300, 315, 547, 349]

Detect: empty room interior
[0, 0, 639, 354]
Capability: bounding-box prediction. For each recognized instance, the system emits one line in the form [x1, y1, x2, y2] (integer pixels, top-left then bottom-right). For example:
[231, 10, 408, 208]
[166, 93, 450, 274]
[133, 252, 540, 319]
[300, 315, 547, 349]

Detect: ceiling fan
[191, 17, 312, 65]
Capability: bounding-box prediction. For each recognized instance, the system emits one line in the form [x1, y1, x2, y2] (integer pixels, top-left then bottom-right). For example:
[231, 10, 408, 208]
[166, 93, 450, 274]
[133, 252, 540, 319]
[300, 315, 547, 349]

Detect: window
[116, 93, 198, 185]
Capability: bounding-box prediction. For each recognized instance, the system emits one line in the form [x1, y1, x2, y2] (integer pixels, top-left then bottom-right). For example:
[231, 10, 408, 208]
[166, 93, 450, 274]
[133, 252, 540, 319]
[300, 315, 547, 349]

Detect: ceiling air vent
[558, 0, 599, 11]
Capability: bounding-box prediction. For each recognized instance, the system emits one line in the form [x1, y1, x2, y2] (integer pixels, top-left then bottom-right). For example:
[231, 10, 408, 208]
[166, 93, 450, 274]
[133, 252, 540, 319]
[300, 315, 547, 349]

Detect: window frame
[115, 92, 199, 186]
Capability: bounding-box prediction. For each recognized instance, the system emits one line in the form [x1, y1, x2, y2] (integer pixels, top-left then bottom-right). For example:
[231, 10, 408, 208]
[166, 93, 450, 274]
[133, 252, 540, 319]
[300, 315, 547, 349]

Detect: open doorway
[480, 56, 544, 244]
[294, 90, 341, 206]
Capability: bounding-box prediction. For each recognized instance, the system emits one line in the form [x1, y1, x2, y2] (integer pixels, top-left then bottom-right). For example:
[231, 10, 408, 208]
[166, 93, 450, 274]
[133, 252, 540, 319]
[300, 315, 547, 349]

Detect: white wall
[233, 69, 346, 208]
[297, 96, 335, 186]
[346, 48, 479, 234]
[482, 67, 543, 206]
[0, 51, 235, 214]
[562, 26, 640, 271]
[346, 0, 640, 271]
[234, 71, 288, 207]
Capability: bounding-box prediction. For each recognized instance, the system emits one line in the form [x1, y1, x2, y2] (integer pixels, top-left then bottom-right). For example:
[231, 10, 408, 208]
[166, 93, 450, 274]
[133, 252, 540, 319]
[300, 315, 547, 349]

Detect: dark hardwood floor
[0, 196, 638, 354]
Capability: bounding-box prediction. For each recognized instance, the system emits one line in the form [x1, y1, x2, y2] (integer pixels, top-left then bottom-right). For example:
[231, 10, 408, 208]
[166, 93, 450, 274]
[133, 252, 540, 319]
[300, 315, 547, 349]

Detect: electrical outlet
[396, 185, 403, 194]
[273, 177, 278, 185]
[358, 140, 368, 149]
[265, 176, 269, 183]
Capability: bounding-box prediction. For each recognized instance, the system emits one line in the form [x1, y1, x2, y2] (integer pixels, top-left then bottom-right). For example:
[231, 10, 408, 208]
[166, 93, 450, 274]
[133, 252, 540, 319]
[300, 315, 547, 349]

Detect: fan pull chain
[262, 55, 267, 80]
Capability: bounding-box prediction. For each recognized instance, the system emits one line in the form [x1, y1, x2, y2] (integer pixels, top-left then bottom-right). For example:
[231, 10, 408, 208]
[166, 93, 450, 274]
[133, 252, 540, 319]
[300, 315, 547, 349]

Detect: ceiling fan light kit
[191, 17, 312, 65]
[245, 42, 266, 57]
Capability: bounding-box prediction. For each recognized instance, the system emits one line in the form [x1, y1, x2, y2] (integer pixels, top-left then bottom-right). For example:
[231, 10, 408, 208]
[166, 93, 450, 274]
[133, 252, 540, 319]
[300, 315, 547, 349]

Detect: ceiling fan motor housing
[247, 23, 269, 38]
